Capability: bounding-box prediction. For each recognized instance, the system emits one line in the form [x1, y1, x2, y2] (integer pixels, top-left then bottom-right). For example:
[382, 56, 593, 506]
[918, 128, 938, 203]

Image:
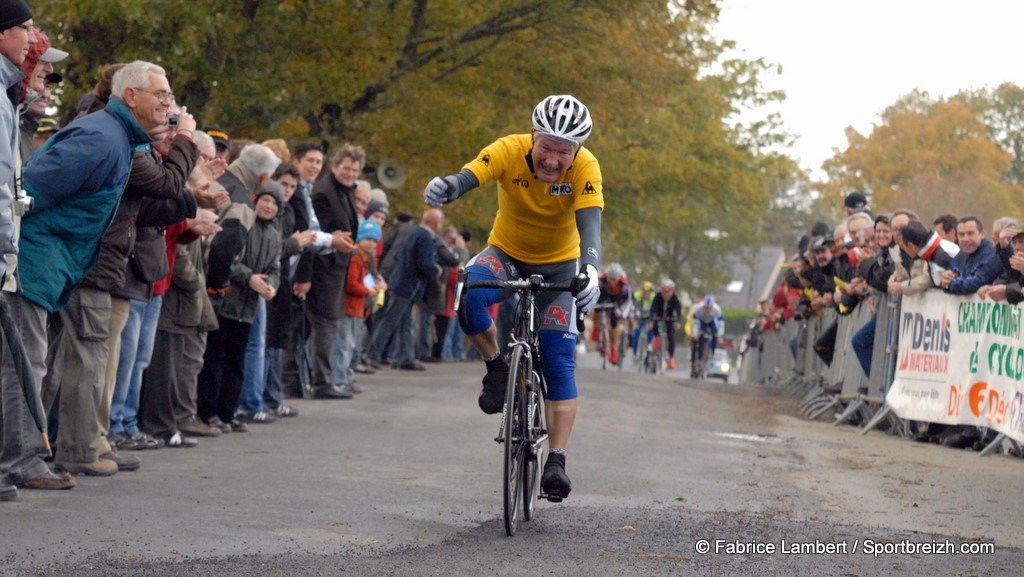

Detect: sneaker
[163, 432, 198, 448]
[667, 357, 676, 369]
[0, 483, 18, 501]
[341, 381, 363, 394]
[99, 450, 141, 471]
[206, 416, 231, 434]
[54, 459, 118, 477]
[236, 410, 277, 424]
[353, 363, 376, 374]
[128, 431, 161, 450]
[610, 347, 619, 365]
[273, 404, 300, 418]
[110, 431, 141, 451]
[229, 419, 249, 433]
[541, 452, 571, 502]
[479, 355, 509, 414]
[313, 385, 354, 400]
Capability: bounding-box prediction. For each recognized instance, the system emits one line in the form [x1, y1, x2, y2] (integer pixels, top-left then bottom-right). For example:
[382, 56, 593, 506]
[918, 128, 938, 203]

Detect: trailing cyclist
[631, 281, 655, 358]
[690, 295, 724, 378]
[595, 262, 630, 365]
[423, 94, 603, 501]
[650, 278, 683, 369]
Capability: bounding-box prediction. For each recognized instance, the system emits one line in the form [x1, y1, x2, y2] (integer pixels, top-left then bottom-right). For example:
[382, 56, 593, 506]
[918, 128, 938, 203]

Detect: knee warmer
[459, 266, 501, 336]
[539, 330, 578, 401]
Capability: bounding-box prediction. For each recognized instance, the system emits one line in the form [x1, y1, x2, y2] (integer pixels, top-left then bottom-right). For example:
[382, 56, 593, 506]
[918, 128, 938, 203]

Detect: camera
[168, 113, 179, 128]
[14, 192, 33, 216]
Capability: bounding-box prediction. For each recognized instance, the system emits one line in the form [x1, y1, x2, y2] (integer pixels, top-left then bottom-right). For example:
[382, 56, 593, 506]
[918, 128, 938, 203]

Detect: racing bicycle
[691, 328, 715, 380]
[456, 269, 585, 537]
[592, 302, 615, 370]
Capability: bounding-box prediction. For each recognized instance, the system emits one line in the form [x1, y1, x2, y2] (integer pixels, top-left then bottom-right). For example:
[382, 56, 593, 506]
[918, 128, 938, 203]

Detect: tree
[37, 0, 785, 297]
[955, 82, 1024, 186]
[820, 90, 1016, 225]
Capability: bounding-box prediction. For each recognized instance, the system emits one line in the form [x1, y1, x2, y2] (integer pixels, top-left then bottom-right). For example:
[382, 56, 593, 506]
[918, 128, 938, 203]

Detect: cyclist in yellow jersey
[424, 95, 603, 501]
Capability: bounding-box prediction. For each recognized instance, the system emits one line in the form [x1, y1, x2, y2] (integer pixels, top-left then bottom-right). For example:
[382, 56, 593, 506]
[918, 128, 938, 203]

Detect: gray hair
[110, 60, 167, 101]
[192, 130, 216, 157]
[238, 144, 281, 178]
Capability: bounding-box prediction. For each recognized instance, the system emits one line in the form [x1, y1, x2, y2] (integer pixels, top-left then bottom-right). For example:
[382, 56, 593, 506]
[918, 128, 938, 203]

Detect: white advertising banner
[886, 291, 1024, 443]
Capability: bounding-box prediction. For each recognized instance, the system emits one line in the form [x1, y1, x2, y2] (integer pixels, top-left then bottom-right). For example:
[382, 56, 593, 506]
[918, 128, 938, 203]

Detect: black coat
[296, 173, 359, 320]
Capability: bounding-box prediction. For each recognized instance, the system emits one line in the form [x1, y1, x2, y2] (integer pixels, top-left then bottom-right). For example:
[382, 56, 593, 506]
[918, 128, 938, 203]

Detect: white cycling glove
[423, 176, 452, 207]
[577, 264, 599, 314]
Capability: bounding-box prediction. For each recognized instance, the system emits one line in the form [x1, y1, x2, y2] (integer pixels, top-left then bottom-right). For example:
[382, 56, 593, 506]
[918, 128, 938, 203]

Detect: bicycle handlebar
[459, 272, 587, 296]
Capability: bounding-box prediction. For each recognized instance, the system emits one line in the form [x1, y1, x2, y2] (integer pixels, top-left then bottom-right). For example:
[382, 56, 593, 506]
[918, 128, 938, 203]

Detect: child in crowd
[334, 220, 385, 391]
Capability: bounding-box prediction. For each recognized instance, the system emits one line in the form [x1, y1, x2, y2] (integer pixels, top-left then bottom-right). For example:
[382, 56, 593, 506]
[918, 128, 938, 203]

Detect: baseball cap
[35, 115, 59, 134]
[844, 192, 868, 210]
[204, 126, 230, 150]
[39, 45, 68, 63]
[356, 220, 382, 243]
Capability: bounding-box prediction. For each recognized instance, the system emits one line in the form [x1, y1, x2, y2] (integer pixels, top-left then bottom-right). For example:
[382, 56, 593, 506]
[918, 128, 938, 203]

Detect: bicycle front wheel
[503, 346, 528, 536]
[522, 367, 545, 521]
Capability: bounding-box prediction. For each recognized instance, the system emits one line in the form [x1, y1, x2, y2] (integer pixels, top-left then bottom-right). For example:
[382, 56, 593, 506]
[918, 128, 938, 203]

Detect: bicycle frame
[455, 269, 583, 536]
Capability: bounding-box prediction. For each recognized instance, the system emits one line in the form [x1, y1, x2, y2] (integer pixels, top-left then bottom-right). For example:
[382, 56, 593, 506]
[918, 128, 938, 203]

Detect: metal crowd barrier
[743, 290, 910, 438]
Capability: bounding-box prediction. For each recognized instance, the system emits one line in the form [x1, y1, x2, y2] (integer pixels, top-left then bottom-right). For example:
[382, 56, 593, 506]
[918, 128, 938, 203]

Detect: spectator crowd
[759, 190, 1019, 452]
[0, 3, 475, 501]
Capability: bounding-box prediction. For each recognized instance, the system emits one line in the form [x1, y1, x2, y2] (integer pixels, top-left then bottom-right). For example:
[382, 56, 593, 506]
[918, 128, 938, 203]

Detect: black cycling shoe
[478, 355, 509, 414]
[541, 452, 571, 502]
[478, 370, 507, 414]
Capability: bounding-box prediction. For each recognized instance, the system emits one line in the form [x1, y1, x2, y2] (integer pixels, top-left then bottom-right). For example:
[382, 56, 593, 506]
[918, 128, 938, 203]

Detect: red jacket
[344, 247, 372, 318]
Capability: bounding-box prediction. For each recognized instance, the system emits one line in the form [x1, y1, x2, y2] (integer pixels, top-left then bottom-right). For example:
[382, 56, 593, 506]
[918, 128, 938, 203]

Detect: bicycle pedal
[543, 491, 564, 503]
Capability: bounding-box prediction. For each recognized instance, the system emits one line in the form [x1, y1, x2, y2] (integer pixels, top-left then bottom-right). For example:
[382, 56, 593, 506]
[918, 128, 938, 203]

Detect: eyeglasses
[135, 88, 175, 104]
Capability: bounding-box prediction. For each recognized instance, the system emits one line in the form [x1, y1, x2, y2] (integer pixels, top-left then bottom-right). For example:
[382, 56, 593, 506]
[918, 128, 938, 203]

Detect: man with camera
[1, 61, 171, 486]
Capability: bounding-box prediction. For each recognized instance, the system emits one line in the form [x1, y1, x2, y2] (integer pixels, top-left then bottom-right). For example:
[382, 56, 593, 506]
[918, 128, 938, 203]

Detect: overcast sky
[713, 0, 1024, 179]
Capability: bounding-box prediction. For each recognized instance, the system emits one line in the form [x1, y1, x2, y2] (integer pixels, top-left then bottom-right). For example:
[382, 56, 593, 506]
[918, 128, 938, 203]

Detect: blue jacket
[946, 237, 1002, 295]
[18, 97, 151, 312]
[388, 224, 439, 301]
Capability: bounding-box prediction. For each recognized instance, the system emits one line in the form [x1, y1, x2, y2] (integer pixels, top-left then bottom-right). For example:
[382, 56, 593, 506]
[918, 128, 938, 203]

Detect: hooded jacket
[16, 97, 151, 312]
[218, 186, 281, 324]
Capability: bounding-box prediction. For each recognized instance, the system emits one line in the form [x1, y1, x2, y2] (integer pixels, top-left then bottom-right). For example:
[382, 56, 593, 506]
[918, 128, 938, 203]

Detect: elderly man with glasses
[1, 60, 172, 484]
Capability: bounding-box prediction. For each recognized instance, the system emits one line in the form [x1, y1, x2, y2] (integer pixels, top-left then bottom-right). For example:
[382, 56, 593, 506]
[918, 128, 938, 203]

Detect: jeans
[852, 316, 876, 377]
[332, 316, 361, 385]
[442, 316, 464, 359]
[236, 299, 266, 413]
[263, 347, 283, 409]
[416, 305, 432, 359]
[110, 296, 162, 436]
[367, 293, 415, 366]
[0, 292, 52, 485]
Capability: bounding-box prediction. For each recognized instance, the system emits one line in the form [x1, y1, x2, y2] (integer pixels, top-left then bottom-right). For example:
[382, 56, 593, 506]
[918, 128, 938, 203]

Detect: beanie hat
[0, 0, 31, 32]
[255, 180, 283, 209]
[364, 199, 388, 220]
[356, 220, 382, 243]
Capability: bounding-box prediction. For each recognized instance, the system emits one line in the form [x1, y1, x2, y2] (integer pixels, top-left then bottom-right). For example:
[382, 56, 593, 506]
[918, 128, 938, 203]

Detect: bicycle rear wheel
[503, 346, 528, 536]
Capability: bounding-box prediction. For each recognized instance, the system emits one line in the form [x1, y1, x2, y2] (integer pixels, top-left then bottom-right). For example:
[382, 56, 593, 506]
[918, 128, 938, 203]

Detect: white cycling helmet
[532, 94, 593, 147]
[606, 262, 626, 280]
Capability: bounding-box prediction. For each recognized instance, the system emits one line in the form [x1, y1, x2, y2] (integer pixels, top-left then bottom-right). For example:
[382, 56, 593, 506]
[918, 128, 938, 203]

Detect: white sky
[713, 0, 1024, 179]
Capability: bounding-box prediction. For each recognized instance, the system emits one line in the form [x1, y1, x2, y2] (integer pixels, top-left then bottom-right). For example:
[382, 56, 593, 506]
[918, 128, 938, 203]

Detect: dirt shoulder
[761, 394, 1023, 548]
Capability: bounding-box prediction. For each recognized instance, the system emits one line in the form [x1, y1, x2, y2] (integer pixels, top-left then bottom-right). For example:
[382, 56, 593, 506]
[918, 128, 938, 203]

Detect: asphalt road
[3, 351, 1022, 576]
